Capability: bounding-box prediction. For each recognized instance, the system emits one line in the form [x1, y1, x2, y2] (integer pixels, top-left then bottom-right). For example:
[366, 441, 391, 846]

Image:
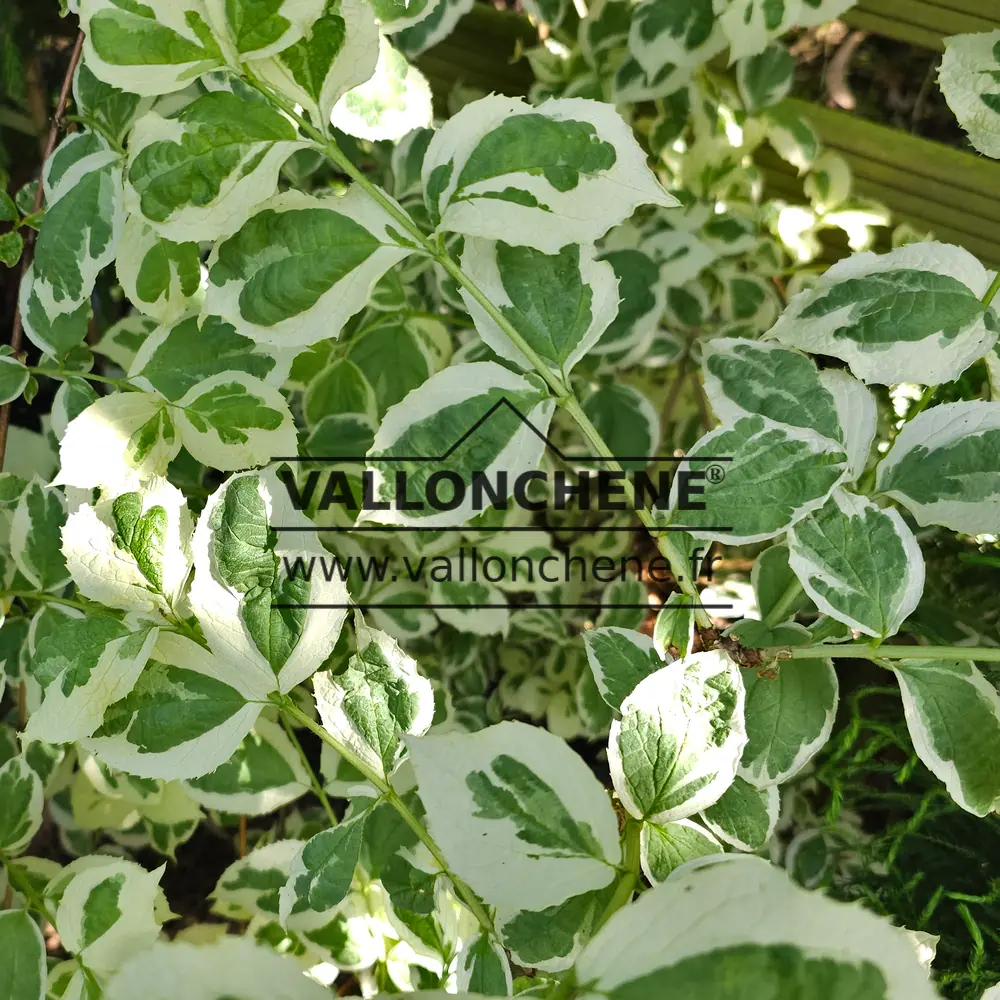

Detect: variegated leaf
[54, 857, 165, 975]
[115, 216, 202, 323]
[205, 0, 326, 62]
[699, 776, 779, 852]
[129, 314, 295, 402]
[939, 30, 1000, 160]
[640, 819, 722, 883]
[608, 652, 746, 824]
[0, 910, 46, 1000]
[313, 611, 433, 781]
[459, 238, 619, 377]
[125, 91, 307, 242]
[62, 478, 193, 615]
[574, 857, 939, 999]
[892, 659, 1000, 817]
[628, 0, 726, 75]
[582, 626, 662, 711]
[788, 490, 924, 639]
[278, 811, 367, 922]
[27, 617, 159, 745]
[767, 242, 997, 385]
[54, 392, 180, 494]
[172, 371, 297, 472]
[0, 755, 44, 855]
[11, 478, 70, 592]
[331, 35, 433, 142]
[205, 188, 415, 347]
[189, 469, 350, 696]
[720, 0, 800, 62]
[251, 0, 380, 124]
[740, 657, 838, 788]
[104, 937, 331, 1000]
[83, 632, 264, 780]
[364, 361, 555, 529]
[183, 718, 311, 815]
[668, 415, 849, 544]
[407, 720, 621, 910]
[79, 0, 224, 97]
[876, 401, 1000, 535]
[19, 132, 124, 357]
[422, 95, 676, 252]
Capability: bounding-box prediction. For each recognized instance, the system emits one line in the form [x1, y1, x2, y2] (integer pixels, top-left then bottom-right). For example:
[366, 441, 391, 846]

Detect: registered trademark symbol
[706, 464, 726, 484]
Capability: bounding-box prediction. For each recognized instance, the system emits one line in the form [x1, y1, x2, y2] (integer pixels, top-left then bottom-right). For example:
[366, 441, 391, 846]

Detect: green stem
[2, 590, 93, 612]
[905, 384, 937, 424]
[276, 698, 496, 939]
[27, 367, 130, 388]
[244, 73, 708, 616]
[18, 211, 44, 231]
[164, 616, 209, 649]
[0, 854, 58, 927]
[982, 272, 1000, 309]
[548, 971, 578, 1000]
[279, 712, 339, 828]
[250, 75, 569, 398]
[403, 309, 475, 329]
[279, 697, 390, 795]
[762, 643, 1000, 663]
[763, 578, 805, 629]
[384, 787, 496, 934]
[561, 395, 714, 630]
[593, 818, 642, 933]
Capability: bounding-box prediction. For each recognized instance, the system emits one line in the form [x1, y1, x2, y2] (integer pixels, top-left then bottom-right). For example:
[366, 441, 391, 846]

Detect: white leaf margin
[765, 241, 997, 386]
[875, 400, 1000, 536]
[787, 489, 925, 639]
[574, 856, 940, 1000]
[405, 720, 622, 911]
[82, 632, 265, 781]
[204, 187, 416, 348]
[189, 468, 350, 698]
[365, 361, 555, 529]
[459, 237, 620, 378]
[608, 652, 747, 824]
[422, 94, 677, 254]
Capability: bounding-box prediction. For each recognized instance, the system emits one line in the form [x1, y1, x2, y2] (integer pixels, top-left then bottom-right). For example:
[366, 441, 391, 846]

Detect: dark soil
[789, 25, 970, 149]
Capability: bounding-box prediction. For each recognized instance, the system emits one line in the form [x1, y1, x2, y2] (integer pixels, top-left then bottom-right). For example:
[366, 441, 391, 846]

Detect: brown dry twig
[0, 31, 85, 473]
[826, 29, 866, 111]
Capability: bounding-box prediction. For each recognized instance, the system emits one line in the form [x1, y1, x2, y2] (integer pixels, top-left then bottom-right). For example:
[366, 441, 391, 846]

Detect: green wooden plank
[845, 157, 1000, 226]
[847, 0, 1000, 49]
[759, 149, 994, 246]
[758, 162, 1000, 268]
[928, 0, 1000, 20]
[850, 178, 1000, 261]
[855, 0, 1000, 36]
[758, 141, 1000, 227]
[843, 10, 948, 49]
[783, 99, 1000, 200]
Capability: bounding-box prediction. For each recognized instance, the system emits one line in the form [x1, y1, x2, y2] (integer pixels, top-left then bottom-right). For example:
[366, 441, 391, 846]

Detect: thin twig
[659, 352, 689, 442]
[279, 711, 339, 828]
[825, 30, 866, 111]
[0, 31, 85, 473]
[910, 55, 939, 133]
[239, 815, 248, 859]
[689, 370, 712, 433]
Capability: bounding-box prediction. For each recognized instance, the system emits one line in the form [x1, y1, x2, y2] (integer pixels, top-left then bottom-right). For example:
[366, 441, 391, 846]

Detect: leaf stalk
[242, 73, 710, 626]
